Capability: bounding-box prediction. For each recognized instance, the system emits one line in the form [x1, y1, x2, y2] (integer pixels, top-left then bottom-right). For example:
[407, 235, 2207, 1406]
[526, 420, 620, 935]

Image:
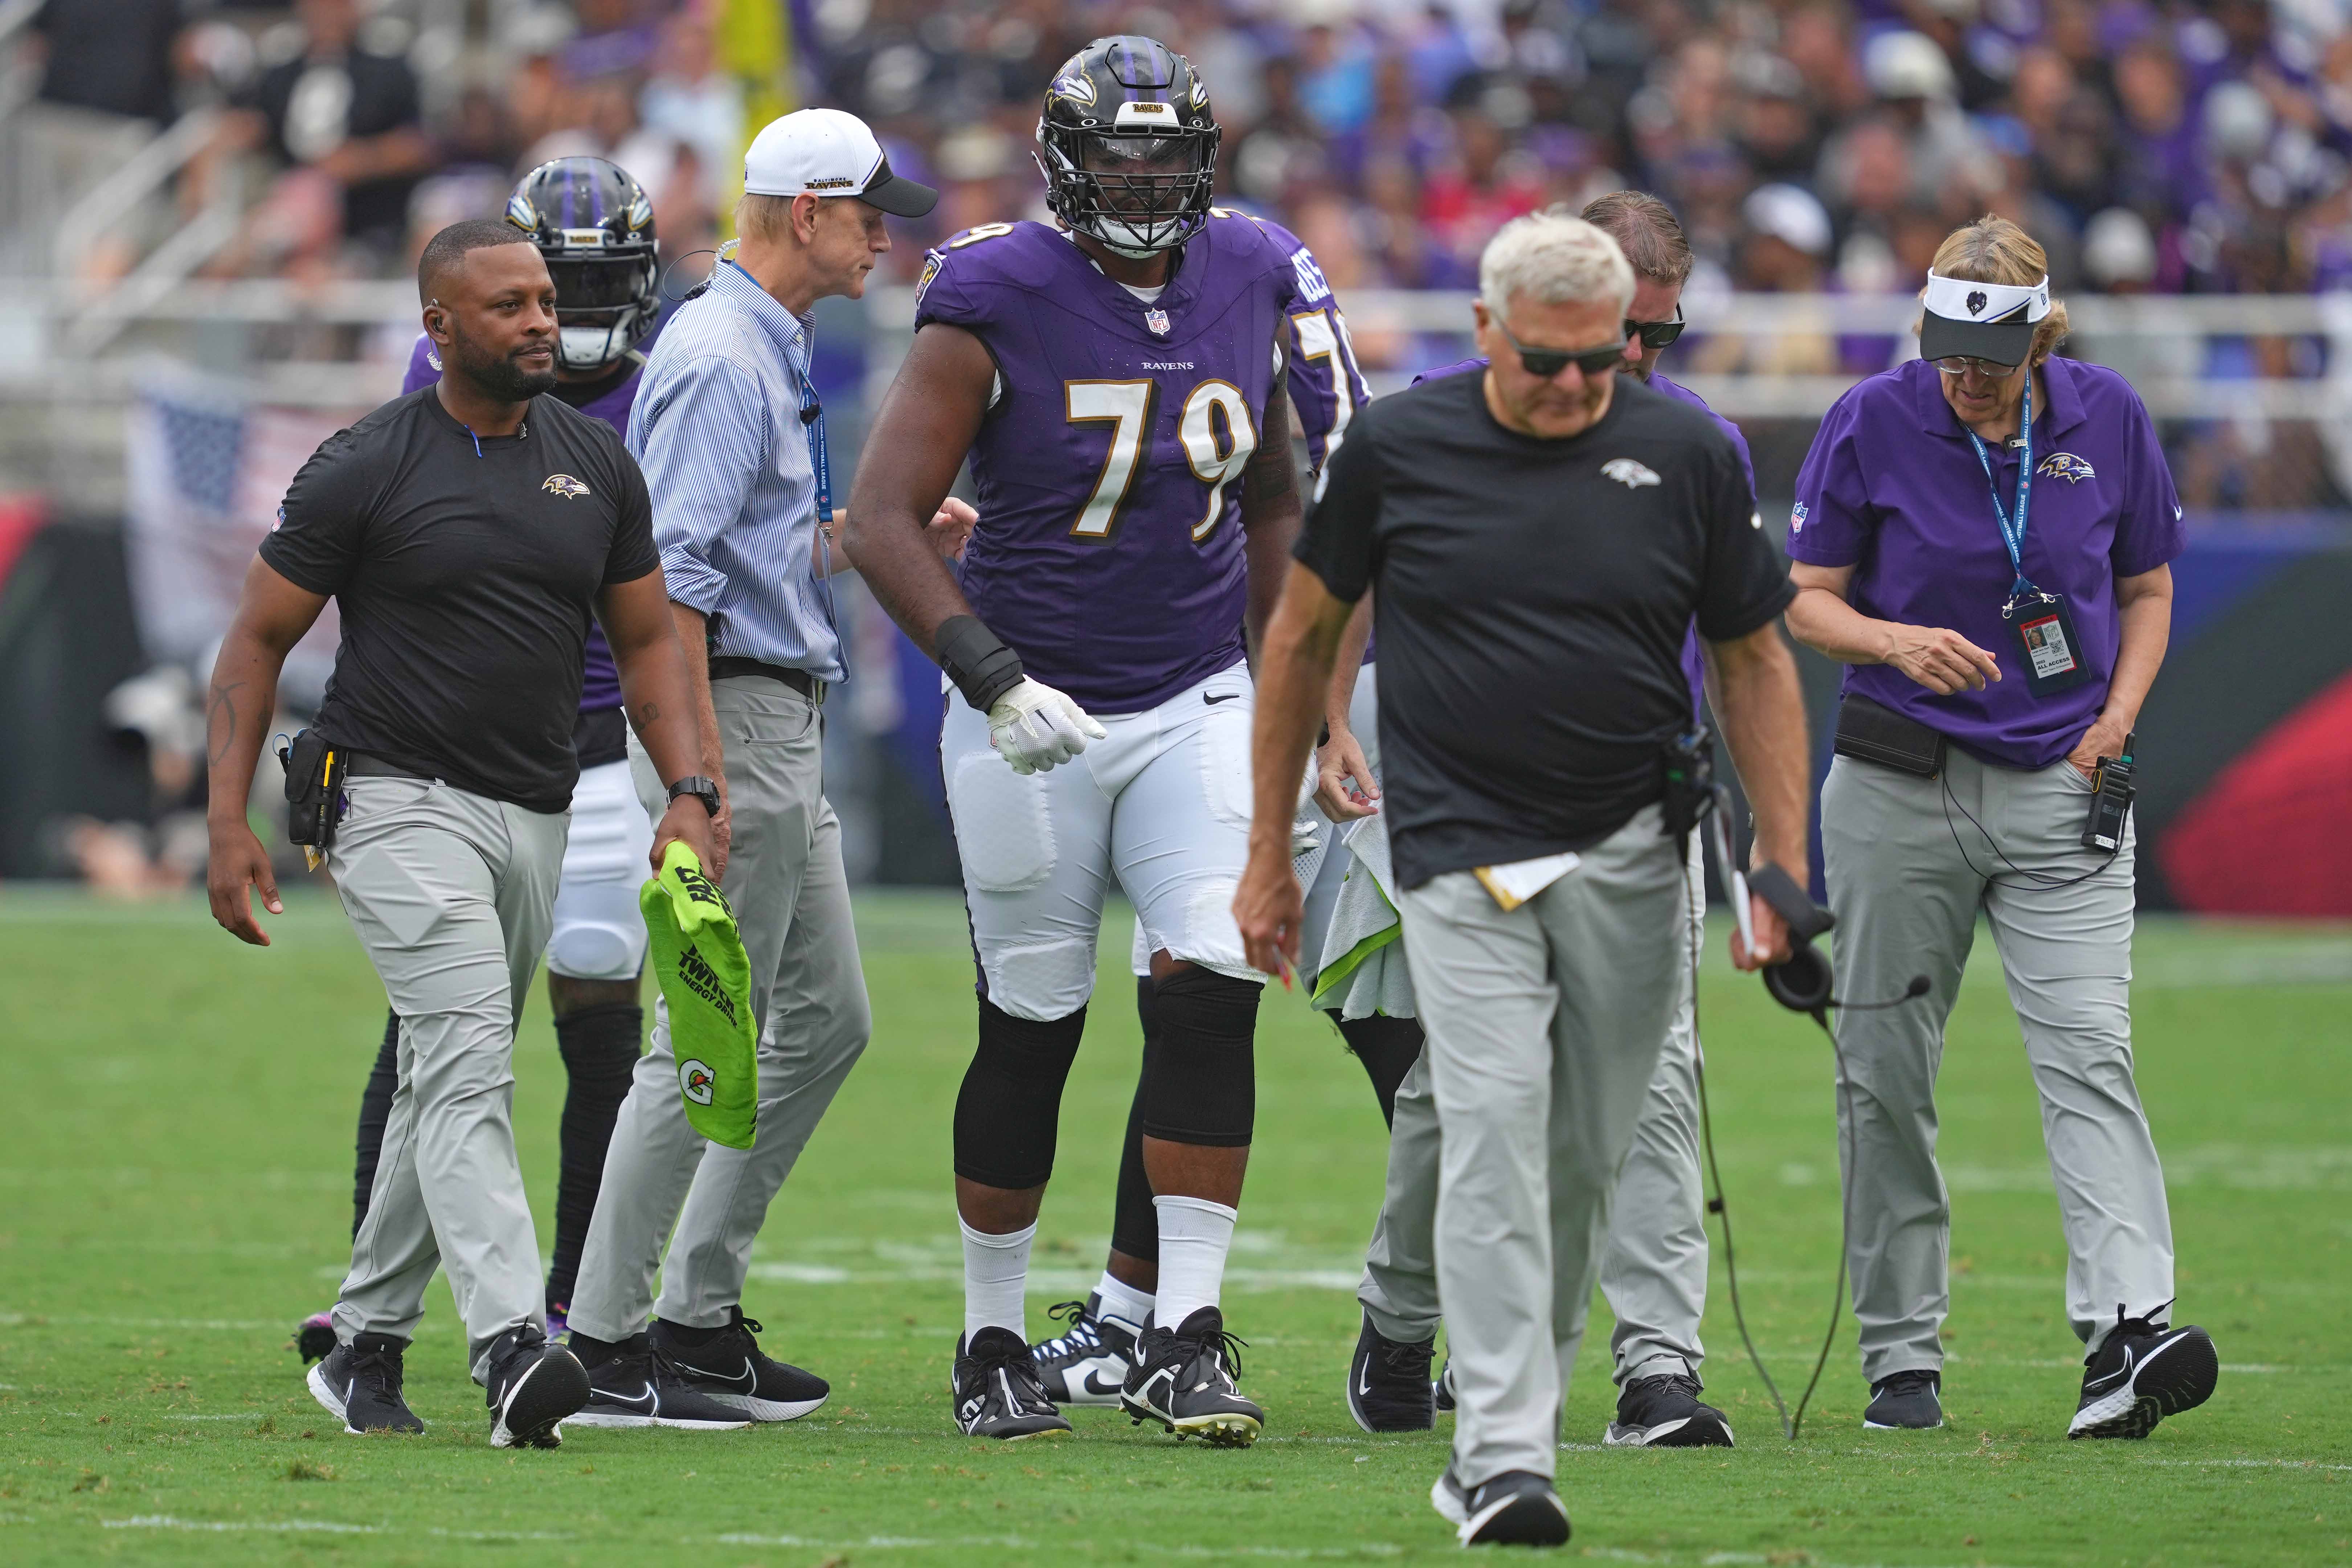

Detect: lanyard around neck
[1963, 373, 2036, 603]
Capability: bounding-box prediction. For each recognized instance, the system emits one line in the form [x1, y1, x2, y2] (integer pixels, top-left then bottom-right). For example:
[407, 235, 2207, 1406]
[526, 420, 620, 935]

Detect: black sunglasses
[1493, 316, 1626, 379]
[1626, 303, 1685, 350]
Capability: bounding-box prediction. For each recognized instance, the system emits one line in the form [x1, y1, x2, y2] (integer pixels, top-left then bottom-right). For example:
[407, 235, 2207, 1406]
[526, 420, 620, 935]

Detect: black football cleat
[651, 1307, 829, 1422]
[1122, 1305, 1264, 1447]
[1863, 1368, 1944, 1430]
[1603, 1370, 1733, 1448]
[2067, 1307, 2218, 1440]
[953, 1326, 1073, 1440]
[485, 1325, 589, 1449]
[1433, 1356, 1456, 1415]
[305, 1332, 425, 1435]
[1346, 1310, 1435, 1433]
[569, 1334, 754, 1430]
[1031, 1294, 1144, 1408]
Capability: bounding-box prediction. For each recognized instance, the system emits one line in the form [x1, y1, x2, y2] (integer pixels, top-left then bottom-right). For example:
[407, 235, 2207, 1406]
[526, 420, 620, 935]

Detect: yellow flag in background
[715, 0, 795, 239]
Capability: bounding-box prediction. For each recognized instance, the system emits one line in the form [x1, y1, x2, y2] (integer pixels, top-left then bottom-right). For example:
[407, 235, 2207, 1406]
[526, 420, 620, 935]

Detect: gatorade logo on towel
[641, 842, 757, 1150]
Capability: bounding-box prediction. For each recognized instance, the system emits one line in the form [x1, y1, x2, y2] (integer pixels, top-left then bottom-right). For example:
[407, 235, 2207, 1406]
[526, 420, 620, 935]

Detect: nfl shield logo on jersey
[1145, 307, 1171, 336]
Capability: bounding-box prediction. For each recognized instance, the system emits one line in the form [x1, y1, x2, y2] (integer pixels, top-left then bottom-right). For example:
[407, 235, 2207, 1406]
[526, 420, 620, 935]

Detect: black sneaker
[305, 1332, 425, 1435]
[953, 1326, 1073, 1440]
[486, 1326, 590, 1450]
[1455, 1470, 1572, 1547]
[1863, 1368, 1944, 1430]
[569, 1334, 754, 1431]
[1433, 1357, 1456, 1415]
[1346, 1310, 1435, 1433]
[2067, 1307, 2218, 1440]
[1604, 1370, 1734, 1448]
[1031, 1295, 1143, 1408]
[650, 1307, 829, 1422]
[1122, 1305, 1264, 1447]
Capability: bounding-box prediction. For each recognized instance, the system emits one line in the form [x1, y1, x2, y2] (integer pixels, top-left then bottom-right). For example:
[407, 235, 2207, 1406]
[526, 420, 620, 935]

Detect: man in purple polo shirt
[1325, 193, 1746, 1451]
[295, 157, 691, 1380]
[1784, 215, 2214, 1440]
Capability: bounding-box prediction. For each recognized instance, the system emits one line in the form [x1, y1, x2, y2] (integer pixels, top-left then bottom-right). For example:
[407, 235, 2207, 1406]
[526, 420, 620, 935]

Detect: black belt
[343, 752, 433, 781]
[707, 657, 826, 704]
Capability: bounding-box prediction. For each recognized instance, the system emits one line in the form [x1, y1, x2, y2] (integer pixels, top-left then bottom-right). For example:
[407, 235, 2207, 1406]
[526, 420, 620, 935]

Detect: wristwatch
[666, 776, 721, 818]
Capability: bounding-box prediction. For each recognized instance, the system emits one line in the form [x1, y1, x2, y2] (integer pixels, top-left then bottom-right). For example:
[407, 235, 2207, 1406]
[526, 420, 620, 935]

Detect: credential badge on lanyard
[1966, 375, 2089, 697]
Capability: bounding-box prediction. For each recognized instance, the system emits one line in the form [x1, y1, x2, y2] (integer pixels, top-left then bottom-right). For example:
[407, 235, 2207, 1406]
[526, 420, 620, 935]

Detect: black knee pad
[952, 999, 1087, 1190]
[1110, 978, 1160, 1262]
[1141, 968, 1260, 1147]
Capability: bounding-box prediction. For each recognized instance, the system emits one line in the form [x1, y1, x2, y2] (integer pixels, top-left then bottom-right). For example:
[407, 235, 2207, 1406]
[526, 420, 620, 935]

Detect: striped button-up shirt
[626, 259, 842, 683]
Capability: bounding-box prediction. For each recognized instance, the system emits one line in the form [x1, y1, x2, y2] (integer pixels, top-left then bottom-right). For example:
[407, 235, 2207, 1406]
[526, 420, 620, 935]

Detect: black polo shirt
[1296, 371, 1793, 888]
[261, 386, 658, 814]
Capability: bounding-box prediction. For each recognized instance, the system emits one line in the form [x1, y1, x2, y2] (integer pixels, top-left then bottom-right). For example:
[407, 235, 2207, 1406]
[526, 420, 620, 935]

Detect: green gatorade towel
[639, 841, 757, 1150]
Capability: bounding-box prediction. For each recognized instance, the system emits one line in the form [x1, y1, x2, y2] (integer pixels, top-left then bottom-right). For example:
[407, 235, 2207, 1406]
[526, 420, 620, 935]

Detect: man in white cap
[564, 108, 958, 1428]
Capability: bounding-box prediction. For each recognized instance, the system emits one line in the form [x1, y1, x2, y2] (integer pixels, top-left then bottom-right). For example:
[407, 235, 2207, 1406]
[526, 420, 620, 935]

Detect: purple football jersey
[1408, 356, 1755, 722]
[401, 331, 645, 713]
[916, 214, 1362, 715]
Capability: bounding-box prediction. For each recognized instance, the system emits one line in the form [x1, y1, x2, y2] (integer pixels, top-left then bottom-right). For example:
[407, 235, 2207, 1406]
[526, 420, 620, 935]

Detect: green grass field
[1, 887, 2347, 1566]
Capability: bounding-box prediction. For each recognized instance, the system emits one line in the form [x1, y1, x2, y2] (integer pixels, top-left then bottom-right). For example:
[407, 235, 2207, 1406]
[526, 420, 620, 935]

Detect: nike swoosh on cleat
[598, 1384, 658, 1411]
[1080, 1369, 1127, 1397]
[686, 1357, 759, 1392]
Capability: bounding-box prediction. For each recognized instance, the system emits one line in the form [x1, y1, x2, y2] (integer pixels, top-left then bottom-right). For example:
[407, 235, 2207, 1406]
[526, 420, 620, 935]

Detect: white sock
[960, 1219, 1034, 1343]
[1152, 1196, 1238, 1330]
[1094, 1269, 1153, 1330]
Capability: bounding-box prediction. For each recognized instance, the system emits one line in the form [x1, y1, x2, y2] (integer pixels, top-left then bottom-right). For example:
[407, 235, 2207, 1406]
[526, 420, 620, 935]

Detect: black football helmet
[504, 157, 660, 373]
[1036, 36, 1220, 258]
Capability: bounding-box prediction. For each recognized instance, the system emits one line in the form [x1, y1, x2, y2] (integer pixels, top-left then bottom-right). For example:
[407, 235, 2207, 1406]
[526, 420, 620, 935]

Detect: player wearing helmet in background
[843, 34, 1368, 1446]
[296, 157, 744, 1430]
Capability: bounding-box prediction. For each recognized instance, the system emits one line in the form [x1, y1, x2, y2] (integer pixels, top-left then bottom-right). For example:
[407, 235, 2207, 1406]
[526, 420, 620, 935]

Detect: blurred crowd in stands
[20, 0, 2352, 303]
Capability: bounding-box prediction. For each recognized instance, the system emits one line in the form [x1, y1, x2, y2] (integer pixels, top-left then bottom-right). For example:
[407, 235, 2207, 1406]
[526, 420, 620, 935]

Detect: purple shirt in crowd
[1411, 357, 1747, 722]
[916, 213, 1370, 715]
[401, 331, 649, 713]
[1786, 355, 2184, 769]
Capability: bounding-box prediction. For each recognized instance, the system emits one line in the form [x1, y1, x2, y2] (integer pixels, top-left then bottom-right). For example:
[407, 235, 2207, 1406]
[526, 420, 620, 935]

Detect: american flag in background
[124, 373, 354, 696]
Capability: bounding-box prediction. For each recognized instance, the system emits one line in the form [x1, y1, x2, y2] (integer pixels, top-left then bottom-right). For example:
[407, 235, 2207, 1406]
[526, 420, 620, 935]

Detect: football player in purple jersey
[1325, 193, 1748, 1450]
[294, 160, 711, 1403]
[844, 36, 1367, 1444]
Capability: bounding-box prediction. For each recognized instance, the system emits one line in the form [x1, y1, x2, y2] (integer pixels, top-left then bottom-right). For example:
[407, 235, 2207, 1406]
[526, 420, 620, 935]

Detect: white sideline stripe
[1, 1315, 295, 1331]
[2140, 1458, 2352, 1472]
[165, 1413, 265, 1421]
[103, 1516, 571, 1540]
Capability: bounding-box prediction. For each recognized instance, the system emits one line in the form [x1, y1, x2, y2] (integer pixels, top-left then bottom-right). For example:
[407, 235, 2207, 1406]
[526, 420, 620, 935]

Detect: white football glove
[987, 677, 1107, 775]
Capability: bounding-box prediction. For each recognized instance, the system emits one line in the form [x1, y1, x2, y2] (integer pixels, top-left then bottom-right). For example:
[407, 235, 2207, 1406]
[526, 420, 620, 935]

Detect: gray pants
[328, 777, 568, 1381]
[1821, 748, 2171, 1383]
[1360, 832, 1710, 1387]
[569, 675, 871, 1340]
[1399, 808, 1685, 1485]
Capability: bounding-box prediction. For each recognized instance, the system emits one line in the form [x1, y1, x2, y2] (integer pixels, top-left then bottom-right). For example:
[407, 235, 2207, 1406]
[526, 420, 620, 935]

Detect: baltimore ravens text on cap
[743, 107, 938, 219]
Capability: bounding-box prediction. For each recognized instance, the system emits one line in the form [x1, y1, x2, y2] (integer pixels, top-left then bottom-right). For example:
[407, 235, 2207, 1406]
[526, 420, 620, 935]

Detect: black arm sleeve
[1290, 403, 1382, 603]
[1693, 437, 1795, 642]
[257, 429, 375, 596]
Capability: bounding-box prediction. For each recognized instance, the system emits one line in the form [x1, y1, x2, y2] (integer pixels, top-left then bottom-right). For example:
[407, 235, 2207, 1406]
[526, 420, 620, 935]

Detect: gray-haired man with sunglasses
[1307, 192, 1769, 1461]
[1235, 210, 1812, 1543]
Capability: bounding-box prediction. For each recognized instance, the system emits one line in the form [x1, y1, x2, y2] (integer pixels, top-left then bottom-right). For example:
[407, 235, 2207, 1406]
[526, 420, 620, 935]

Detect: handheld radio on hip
[2081, 733, 2137, 852]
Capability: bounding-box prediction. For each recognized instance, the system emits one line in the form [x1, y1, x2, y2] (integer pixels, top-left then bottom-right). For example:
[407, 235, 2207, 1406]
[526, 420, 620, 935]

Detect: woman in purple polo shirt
[1784, 216, 2217, 1441]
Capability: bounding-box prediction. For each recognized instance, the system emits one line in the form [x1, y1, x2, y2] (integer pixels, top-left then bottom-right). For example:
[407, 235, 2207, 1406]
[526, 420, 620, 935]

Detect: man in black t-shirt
[1234, 213, 1813, 1544]
[200, 0, 435, 257]
[203, 220, 717, 1451]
